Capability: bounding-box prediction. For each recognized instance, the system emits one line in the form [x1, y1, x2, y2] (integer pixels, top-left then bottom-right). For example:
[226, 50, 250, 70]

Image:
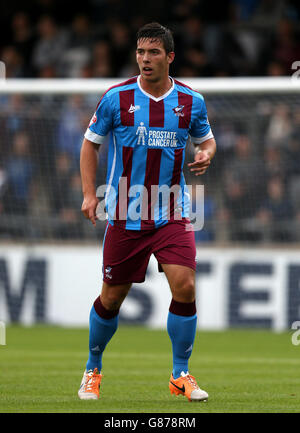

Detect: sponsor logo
[136, 123, 178, 148]
[172, 104, 185, 117]
[128, 104, 141, 113]
[148, 130, 177, 147]
[136, 122, 147, 145]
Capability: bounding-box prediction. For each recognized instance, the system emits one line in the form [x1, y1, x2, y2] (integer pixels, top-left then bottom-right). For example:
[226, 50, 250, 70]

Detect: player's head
[136, 22, 175, 82]
[136, 22, 174, 54]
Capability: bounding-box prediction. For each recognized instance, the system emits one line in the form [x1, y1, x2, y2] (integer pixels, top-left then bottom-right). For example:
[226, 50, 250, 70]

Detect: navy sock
[86, 297, 119, 372]
[167, 299, 197, 379]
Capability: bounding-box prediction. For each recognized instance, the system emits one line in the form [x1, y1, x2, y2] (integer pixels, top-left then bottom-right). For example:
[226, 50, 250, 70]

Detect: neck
[139, 75, 172, 98]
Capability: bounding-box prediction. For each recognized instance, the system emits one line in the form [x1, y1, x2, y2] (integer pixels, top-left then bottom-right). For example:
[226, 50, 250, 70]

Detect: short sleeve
[84, 93, 113, 144]
[189, 97, 214, 144]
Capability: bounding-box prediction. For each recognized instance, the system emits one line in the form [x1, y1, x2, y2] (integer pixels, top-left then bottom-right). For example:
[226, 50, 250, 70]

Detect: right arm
[80, 138, 100, 227]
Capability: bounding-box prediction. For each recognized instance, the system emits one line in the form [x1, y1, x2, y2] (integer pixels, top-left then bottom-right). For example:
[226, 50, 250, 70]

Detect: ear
[167, 51, 175, 65]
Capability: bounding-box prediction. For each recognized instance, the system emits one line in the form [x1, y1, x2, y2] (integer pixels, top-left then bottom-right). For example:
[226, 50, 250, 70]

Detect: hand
[81, 194, 99, 227]
[188, 150, 211, 176]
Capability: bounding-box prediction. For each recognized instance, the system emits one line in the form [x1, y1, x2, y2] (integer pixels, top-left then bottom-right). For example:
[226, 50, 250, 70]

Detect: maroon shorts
[102, 220, 196, 285]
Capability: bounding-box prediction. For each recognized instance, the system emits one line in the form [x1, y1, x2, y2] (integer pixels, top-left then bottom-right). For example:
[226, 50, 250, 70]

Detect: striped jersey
[84, 75, 213, 230]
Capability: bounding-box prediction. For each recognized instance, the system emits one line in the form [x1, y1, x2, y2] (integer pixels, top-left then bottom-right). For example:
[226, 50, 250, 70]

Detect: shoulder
[95, 76, 138, 112]
[173, 78, 205, 103]
[103, 76, 138, 100]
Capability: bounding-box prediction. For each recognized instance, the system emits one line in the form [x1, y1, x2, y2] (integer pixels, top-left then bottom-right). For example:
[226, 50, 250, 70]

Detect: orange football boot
[78, 368, 102, 400]
[169, 371, 208, 402]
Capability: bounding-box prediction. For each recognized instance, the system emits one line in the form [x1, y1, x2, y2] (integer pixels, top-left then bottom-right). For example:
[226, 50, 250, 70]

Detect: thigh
[153, 220, 197, 272]
[102, 223, 152, 285]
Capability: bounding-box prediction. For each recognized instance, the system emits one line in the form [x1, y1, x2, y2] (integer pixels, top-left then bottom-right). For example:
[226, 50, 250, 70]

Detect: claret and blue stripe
[84, 75, 213, 230]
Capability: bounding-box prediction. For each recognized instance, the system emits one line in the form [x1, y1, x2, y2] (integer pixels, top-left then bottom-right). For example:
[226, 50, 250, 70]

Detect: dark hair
[136, 22, 174, 54]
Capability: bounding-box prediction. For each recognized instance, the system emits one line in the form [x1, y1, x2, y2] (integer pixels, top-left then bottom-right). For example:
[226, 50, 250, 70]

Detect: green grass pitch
[0, 325, 300, 413]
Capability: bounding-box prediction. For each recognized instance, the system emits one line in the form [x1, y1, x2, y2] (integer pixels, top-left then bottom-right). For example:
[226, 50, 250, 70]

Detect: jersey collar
[137, 75, 175, 102]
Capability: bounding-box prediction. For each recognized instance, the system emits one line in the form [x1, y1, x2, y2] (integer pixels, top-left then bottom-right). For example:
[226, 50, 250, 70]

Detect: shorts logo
[172, 105, 185, 117]
[105, 266, 112, 279]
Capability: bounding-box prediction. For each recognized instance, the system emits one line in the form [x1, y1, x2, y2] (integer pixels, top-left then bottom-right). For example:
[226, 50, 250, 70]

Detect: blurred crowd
[1, 0, 300, 244]
[1, 0, 300, 79]
[191, 94, 300, 244]
[0, 91, 300, 244]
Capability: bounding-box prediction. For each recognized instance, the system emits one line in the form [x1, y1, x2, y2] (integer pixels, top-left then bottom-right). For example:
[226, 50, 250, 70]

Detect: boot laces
[84, 369, 100, 392]
[186, 374, 199, 389]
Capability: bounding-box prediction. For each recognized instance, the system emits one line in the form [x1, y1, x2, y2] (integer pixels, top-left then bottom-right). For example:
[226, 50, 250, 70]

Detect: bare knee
[100, 282, 131, 311]
[172, 278, 195, 303]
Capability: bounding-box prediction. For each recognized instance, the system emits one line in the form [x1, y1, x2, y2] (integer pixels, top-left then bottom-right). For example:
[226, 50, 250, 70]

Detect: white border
[1, 77, 299, 94]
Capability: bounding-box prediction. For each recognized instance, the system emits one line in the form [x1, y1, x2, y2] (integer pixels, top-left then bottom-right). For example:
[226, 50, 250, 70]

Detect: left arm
[188, 138, 217, 176]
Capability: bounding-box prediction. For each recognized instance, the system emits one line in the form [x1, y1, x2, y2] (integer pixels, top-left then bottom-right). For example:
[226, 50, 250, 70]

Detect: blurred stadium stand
[0, 0, 300, 245]
[1, 0, 300, 79]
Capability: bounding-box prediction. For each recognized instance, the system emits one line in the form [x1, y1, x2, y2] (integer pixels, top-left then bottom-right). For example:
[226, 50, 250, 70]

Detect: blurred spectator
[286, 117, 300, 216]
[10, 12, 36, 76]
[61, 14, 93, 77]
[262, 18, 300, 75]
[91, 40, 113, 77]
[212, 122, 237, 175]
[255, 176, 294, 242]
[1, 46, 24, 78]
[3, 131, 34, 216]
[0, 167, 8, 217]
[217, 26, 252, 76]
[265, 104, 292, 148]
[108, 20, 132, 76]
[49, 153, 83, 238]
[266, 60, 286, 76]
[251, 0, 285, 27]
[31, 15, 68, 76]
[219, 175, 254, 241]
[286, 135, 300, 176]
[264, 146, 287, 182]
[291, 107, 300, 139]
[1, 0, 300, 78]
[219, 134, 267, 241]
[1, 0, 300, 243]
[192, 192, 216, 243]
[49, 151, 74, 216]
[3, 95, 28, 144]
[182, 45, 215, 77]
[56, 95, 89, 165]
[55, 171, 84, 239]
[119, 51, 140, 78]
[226, 134, 266, 206]
[230, 0, 260, 22]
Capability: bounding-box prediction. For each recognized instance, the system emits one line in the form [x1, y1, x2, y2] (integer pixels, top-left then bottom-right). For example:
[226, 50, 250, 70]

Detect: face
[136, 38, 174, 83]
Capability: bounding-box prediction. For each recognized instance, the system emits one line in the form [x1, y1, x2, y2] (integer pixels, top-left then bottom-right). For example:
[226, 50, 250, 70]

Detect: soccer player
[78, 22, 216, 402]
